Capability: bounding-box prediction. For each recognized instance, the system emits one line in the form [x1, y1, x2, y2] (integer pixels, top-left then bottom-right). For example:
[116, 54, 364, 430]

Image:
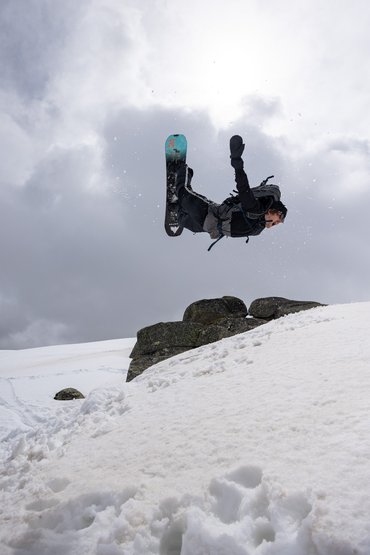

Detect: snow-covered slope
[1, 303, 370, 554]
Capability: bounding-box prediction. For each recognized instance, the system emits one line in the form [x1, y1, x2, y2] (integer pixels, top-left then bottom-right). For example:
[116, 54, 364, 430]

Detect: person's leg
[175, 164, 210, 233]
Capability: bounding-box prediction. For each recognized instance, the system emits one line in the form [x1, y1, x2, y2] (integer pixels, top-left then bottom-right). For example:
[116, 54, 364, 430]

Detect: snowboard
[165, 134, 187, 236]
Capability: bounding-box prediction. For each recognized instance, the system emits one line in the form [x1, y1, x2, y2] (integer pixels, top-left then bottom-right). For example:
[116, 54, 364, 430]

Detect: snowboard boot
[185, 167, 194, 191]
[175, 162, 188, 195]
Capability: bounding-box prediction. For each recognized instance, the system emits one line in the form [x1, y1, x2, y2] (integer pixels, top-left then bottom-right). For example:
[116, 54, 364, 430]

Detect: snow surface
[1, 303, 370, 554]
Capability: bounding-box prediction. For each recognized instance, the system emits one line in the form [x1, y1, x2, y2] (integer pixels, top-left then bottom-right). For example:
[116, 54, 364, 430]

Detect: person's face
[265, 211, 283, 229]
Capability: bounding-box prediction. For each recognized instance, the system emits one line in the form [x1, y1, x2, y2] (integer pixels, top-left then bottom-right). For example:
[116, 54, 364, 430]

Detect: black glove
[230, 135, 245, 169]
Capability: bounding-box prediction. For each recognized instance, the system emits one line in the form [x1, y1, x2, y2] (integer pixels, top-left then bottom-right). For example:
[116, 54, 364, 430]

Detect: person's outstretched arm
[230, 136, 260, 213]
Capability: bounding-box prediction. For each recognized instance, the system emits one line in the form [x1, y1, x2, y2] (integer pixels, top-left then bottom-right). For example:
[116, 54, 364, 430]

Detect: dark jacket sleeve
[234, 168, 261, 214]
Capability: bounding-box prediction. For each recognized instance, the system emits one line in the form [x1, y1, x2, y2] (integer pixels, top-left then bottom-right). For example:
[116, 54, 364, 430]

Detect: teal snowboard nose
[165, 134, 187, 161]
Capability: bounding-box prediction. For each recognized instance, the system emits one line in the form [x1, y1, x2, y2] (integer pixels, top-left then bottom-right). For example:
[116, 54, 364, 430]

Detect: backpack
[223, 175, 281, 218]
[224, 175, 281, 204]
[251, 175, 281, 202]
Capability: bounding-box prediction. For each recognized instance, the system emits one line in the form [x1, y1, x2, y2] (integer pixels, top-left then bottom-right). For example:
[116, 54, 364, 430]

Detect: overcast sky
[1, 0, 370, 349]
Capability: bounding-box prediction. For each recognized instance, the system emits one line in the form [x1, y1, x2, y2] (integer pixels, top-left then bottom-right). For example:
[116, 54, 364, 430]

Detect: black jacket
[229, 168, 268, 237]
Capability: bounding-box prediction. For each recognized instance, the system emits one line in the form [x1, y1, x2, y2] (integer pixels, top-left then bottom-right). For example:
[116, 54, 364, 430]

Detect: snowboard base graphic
[165, 134, 187, 237]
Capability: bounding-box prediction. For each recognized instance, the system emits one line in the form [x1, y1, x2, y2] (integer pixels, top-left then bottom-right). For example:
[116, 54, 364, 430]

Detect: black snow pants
[175, 164, 210, 233]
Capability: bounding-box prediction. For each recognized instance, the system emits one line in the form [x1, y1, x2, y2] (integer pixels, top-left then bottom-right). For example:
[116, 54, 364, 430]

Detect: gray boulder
[130, 321, 225, 358]
[249, 297, 325, 319]
[54, 388, 85, 401]
[127, 321, 227, 382]
[183, 296, 248, 325]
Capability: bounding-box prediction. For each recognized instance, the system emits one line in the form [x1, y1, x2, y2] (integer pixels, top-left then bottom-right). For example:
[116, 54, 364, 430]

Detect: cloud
[0, 0, 85, 99]
[0, 1, 369, 349]
[0, 317, 69, 350]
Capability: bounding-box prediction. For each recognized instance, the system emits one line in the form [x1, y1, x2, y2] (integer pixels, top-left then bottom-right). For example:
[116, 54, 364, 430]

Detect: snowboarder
[173, 135, 287, 250]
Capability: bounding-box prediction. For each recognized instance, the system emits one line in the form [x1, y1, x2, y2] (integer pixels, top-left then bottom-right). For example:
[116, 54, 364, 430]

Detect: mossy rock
[54, 388, 85, 401]
[249, 297, 325, 319]
[183, 296, 248, 325]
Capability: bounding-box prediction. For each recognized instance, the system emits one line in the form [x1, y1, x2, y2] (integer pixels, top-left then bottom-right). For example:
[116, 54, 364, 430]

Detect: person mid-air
[165, 134, 287, 251]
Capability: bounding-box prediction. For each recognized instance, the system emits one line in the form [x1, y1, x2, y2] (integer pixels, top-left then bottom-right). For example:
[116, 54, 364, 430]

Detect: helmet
[270, 200, 287, 221]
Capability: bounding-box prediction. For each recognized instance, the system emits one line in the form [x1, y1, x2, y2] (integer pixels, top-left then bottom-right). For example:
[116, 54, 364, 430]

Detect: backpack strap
[207, 222, 224, 251]
[207, 223, 250, 252]
[259, 175, 274, 186]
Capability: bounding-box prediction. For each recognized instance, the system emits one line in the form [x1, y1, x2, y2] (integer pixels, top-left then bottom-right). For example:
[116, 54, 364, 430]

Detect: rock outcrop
[54, 388, 85, 401]
[127, 295, 325, 382]
[249, 297, 324, 319]
[127, 321, 226, 381]
[183, 296, 248, 324]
